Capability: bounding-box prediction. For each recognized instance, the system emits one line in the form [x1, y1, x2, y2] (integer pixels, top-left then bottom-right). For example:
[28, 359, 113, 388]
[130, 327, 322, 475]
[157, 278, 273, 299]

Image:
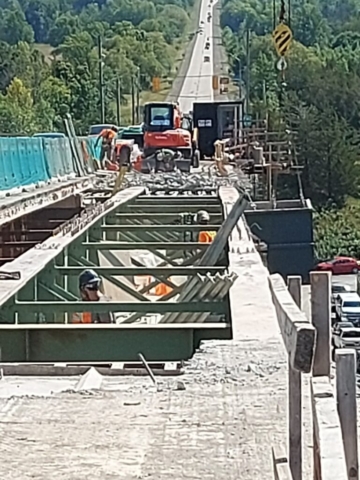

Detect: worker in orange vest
[95, 126, 118, 168]
[71, 269, 114, 324]
[197, 210, 216, 243]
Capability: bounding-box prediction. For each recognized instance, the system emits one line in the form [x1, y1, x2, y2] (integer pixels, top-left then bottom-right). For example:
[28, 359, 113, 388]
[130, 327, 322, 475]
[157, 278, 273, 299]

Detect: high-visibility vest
[71, 312, 92, 323]
[154, 282, 173, 296]
[198, 231, 216, 243]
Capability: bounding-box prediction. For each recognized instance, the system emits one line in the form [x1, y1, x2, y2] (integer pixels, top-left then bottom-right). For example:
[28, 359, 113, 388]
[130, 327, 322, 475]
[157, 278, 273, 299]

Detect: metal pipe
[138, 353, 158, 387]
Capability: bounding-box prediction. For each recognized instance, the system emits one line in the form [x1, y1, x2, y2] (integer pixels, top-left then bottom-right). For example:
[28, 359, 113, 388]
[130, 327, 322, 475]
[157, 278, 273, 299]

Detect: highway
[178, 0, 215, 113]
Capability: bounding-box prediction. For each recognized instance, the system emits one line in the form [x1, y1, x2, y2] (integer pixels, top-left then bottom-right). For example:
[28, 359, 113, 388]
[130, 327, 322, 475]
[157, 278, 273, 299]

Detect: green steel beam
[124, 205, 222, 213]
[0, 187, 145, 309]
[54, 266, 226, 276]
[135, 197, 220, 204]
[13, 301, 226, 314]
[101, 225, 220, 232]
[114, 213, 223, 221]
[82, 242, 209, 250]
[0, 323, 230, 362]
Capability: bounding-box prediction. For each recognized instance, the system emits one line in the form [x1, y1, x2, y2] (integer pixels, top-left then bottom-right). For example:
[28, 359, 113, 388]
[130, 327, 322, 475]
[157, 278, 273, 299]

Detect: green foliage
[314, 203, 360, 260]
[0, 0, 194, 133]
[220, 0, 360, 254]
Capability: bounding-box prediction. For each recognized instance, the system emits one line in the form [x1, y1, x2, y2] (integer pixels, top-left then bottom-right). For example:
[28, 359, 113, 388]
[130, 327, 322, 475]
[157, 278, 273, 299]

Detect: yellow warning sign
[212, 75, 219, 90]
[152, 77, 161, 92]
[272, 23, 292, 57]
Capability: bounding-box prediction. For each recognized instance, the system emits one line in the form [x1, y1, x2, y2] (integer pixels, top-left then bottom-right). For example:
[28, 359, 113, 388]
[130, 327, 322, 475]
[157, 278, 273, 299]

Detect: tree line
[221, 0, 360, 209]
[220, 0, 360, 259]
[0, 0, 195, 133]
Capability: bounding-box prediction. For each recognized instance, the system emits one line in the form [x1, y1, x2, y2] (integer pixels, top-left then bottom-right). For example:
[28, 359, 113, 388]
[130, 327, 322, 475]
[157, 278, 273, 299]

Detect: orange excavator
[142, 102, 200, 171]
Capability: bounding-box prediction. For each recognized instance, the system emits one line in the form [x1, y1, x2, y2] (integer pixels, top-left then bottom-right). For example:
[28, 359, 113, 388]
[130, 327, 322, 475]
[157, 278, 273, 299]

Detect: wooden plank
[269, 274, 316, 373]
[311, 377, 347, 480]
[335, 349, 359, 480]
[272, 446, 293, 480]
[311, 272, 331, 377]
[287, 276, 302, 480]
[0, 187, 144, 308]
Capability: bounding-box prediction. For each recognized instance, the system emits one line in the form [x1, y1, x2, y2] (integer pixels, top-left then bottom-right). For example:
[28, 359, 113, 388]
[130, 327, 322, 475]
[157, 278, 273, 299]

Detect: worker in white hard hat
[197, 210, 216, 243]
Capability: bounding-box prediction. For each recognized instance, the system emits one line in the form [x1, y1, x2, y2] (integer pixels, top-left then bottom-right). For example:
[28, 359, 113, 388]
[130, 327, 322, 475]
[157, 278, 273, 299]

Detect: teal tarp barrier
[85, 136, 101, 160]
[42, 138, 75, 178]
[0, 133, 111, 192]
[0, 137, 50, 191]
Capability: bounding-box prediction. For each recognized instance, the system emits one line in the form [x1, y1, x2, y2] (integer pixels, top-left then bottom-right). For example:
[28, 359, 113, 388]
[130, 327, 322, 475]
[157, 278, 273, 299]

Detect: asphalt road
[178, 0, 216, 113]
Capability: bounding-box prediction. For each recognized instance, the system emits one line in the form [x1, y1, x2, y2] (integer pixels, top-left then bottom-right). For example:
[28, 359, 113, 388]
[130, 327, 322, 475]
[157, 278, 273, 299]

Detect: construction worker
[197, 210, 216, 243]
[95, 126, 118, 168]
[112, 142, 132, 194]
[71, 269, 114, 324]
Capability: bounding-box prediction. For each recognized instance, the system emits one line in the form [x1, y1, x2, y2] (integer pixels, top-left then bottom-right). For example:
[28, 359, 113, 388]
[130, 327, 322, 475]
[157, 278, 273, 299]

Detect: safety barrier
[0, 135, 101, 192]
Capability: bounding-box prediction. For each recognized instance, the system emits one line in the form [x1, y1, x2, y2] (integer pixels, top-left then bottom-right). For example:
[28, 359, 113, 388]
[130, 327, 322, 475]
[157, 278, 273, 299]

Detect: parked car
[204, 55, 210, 62]
[332, 324, 360, 349]
[316, 256, 360, 275]
[89, 124, 120, 136]
[33, 132, 66, 138]
[331, 283, 353, 310]
[205, 41, 210, 50]
[334, 292, 360, 322]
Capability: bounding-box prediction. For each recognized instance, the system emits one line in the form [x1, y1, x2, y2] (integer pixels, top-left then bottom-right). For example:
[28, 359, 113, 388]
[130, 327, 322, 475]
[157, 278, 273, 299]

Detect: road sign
[152, 77, 161, 92]
[243, 114, 253, 128]
[276, 57, 287, 71]
[272, 23, 293, 57]
[212, 75, 219, 90]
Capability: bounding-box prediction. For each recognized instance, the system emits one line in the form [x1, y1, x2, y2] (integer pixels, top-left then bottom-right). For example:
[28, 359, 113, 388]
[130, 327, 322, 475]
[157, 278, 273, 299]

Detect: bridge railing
[269, 271, 358, 480]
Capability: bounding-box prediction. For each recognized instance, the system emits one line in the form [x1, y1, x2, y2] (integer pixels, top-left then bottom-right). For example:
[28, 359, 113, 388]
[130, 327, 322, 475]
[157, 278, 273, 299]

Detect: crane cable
[279, 0, 286, 23]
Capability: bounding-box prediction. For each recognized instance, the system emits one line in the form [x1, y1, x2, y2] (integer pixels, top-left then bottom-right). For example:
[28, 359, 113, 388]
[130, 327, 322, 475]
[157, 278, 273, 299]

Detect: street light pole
[273, 0, 276, 29]
[245, 29, 251, 114]
[136, 69, 141, 123]
[98, 36, 105, 123]
[131, 76, 135, 125]
[116, 78, 121, 126]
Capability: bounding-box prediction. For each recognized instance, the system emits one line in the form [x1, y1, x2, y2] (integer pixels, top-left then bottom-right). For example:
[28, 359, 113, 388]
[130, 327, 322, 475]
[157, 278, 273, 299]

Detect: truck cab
[335, 292, 360, 323]
[142, 102, 196, 167]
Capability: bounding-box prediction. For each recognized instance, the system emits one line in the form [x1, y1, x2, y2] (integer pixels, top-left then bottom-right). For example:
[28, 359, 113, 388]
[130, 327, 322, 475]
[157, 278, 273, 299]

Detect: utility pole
[245, 29, 250, 115]
[98, 36, 105, 123]
[131, 76, 135, 125]
[238, 59, 242, 100]
[116, 78, 121, 126]
[136, 70, 140, 123]
[273, 0, 276, 29]
[288, 0, 291, 27]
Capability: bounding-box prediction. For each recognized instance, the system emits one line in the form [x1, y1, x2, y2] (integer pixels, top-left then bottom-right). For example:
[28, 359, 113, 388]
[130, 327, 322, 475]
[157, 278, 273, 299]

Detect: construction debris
[116, 166, 251, 193]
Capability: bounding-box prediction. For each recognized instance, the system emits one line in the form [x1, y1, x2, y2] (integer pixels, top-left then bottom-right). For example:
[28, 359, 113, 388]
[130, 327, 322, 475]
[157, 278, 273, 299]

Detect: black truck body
[192, 100, 243, 158]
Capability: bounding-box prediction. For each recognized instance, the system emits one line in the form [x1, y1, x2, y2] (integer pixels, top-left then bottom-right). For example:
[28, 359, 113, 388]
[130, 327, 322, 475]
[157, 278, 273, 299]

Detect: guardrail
[269, 272, 358, 480]
[0, 134, 100, 192]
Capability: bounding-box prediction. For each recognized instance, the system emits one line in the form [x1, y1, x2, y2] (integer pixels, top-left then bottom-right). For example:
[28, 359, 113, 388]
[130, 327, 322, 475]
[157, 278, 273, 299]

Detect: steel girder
[0, 186, 247, 362]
